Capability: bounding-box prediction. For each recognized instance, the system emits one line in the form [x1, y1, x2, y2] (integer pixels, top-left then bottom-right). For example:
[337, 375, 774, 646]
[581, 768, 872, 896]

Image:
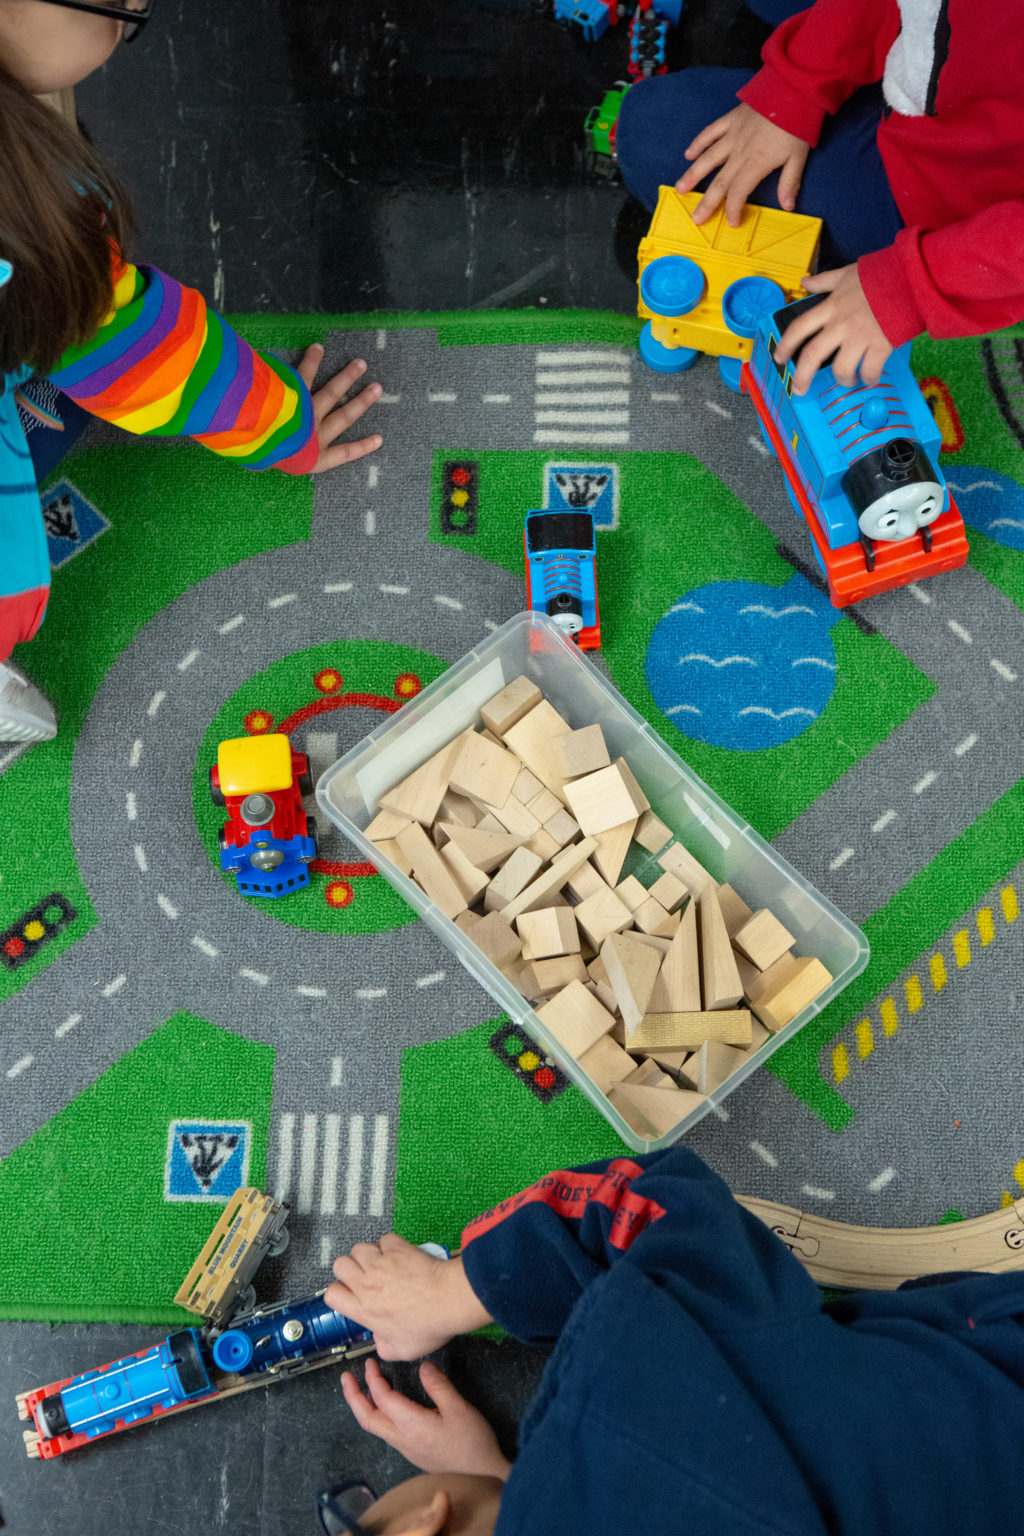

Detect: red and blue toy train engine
[524, 508, 601, 650]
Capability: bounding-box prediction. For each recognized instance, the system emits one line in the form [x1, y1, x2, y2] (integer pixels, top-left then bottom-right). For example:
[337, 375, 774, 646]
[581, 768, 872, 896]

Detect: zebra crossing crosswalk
[533, 349, 632, 446]
[273, 1109, 390, 1218]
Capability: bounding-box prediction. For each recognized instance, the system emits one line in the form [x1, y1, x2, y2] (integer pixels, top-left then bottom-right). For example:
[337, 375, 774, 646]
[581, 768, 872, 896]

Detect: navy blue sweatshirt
[459, 1146, 1024, 1536]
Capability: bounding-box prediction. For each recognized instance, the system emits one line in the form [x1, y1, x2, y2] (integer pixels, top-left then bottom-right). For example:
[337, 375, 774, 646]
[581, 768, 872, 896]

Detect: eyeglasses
[38, 0, 155, 44]
[316, 1481, 378, 1536]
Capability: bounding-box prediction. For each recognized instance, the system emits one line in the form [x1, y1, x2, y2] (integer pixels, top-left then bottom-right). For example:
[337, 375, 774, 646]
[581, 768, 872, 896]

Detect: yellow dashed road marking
[930, 952, 948, 992]
[855, 1019, 874, 1058]
[905, 976, 923, 1012]
[953, 929, 971, 967]
[978, 908, 995, 946]
[833, 1042, 850, 1083]
[1002, 886, 1018, 923]
[880, 998, 898, 1036]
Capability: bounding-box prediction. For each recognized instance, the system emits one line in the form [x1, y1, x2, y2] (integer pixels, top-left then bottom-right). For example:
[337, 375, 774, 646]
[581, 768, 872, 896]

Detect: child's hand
[341, 1358, 512, 1479]
[296, 345, 383, 473]
[774, 265, 893, 395]
[325, 1238, 493, 1360]
[676, 103, 810, 226]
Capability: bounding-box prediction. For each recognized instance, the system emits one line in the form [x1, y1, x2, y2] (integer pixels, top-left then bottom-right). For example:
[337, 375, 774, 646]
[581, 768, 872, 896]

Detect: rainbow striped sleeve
[49, 253, 318, 475]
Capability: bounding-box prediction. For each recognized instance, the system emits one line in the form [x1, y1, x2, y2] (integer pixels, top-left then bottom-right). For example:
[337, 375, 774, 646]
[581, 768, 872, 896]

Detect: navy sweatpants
[615, 7, 904, 269]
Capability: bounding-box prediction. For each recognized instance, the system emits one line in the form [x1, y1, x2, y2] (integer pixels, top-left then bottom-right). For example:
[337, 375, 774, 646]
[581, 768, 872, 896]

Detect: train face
[35, 1330, 212, 1442]
[842, 438, 943, 542]
[211, 1292, 372, 1377]
[524, 509, 601, 650]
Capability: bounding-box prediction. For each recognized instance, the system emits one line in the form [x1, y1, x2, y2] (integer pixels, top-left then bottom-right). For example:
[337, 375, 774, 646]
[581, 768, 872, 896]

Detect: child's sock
[0, 660, 58, 743]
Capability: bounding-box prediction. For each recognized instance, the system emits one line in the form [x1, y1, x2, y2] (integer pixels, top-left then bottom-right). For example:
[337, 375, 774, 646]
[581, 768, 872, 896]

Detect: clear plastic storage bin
[317, 612, 869, 1150]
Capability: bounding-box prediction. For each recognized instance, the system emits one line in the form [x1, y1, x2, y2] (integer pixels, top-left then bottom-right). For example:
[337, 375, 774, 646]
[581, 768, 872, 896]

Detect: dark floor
[2, 2, 768, 1530]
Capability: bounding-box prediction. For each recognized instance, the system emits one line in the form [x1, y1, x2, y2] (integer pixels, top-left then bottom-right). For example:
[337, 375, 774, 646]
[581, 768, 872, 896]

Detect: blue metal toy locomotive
[524, 508, 601, 650]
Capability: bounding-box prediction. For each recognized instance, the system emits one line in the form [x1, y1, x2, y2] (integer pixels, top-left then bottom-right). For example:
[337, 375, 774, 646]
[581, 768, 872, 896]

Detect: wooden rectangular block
[468, 911, 522, 970]
[513, 766, 544, 805]
[658, 841, 718, 896]
[751, 956, 832, 1032]
[648, 899, 700, 1013]
[577, 1034, 637, 1094]
[632, 895, 674, 936]
[551, 724, 611, 781]
[439, 840, 491, 904]
[378, 728, 473, 826]
[453, 910, 482, 936]
[743, 951, 802, 1004]
[440, 822, 522, 873]
[395, 821, 467, 921]
[610, 1082, 705, 1138]
[585, 955, 620, 1015]
[481, 675, 542, 737]
[498, 837, 598, 924]
[733, 908, 796, 972]
[633, 810, 672, 854]
[614, 875, 649, 913]
[602, 932, 663, 1035]
[564, 761, 649, 837]
[566, 861, 609, 903]
[502, 700, 573, 800]
[483, 846, 545, 911]
[365, 807, 414, 842]
[482, 793, 543, 841]
[699, 888, 744, 1009]
[716, 882, 754, 938]
[574, 885, 634, 948]
[629, 1009, 753, 1052]
[647, 871, 688, 913]
[688, 1038, 747, 1094]
[536, 979, 616, 1058]
[521, 954, 589, 1000]
[544, 808, 581, 849]
[516, 906, 580, 961]
[525, 827, 562, 863]
[526, 786, 563, 824]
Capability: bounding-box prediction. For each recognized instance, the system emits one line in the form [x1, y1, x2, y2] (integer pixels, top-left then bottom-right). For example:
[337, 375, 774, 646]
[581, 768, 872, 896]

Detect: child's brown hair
[0, 59, 133, 377]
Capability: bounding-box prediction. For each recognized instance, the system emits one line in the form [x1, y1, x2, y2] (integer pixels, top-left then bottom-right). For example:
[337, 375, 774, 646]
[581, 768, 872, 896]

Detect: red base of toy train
[740, 362, 970, 607]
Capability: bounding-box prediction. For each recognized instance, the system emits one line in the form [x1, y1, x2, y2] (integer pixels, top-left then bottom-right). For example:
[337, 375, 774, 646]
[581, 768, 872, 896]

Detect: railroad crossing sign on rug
[2, 307, 1024, 1322]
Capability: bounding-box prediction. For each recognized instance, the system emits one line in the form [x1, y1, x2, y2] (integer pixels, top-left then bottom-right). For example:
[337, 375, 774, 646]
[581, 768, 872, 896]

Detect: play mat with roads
[2, 306, 1024, 1324]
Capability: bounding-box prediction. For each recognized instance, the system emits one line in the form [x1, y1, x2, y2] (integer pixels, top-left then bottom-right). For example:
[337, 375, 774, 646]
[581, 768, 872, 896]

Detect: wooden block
[607, 1084, 662, 1140]
[513, 766, 544, 804]
[522, 954, 589, 999]
[576, 1034, 637, 1094]
[525, 827, 562, 863]
[526, 785, 563, 823]
[453, 910, 482, 936]
[629, 1009, 753, 1052]
[624, 1056, 674, 1089]
[551, 724, 611, 781]
[440, 822, 522, 873]
[565, 860, 609, 903]
[602, 932, 662, 1035]
[647, 871, 687, 913]
[614, 875, 648, 913]
[634, 1047, 697, 1087]
[743, 951, 802, 1003]
[648, 899, 701, 1013]
[536, 979, 616, 1058]
[735, 1016, 772, 1060]
[475, 812, 506, 833]
[378, 729, 473, 826]
[732, 947, 762, 996]
[483, 846, 545, 911]
[613, 1082, 705, 1137]
[585, 956, 620, 1015]
[717, 882, 754, 938]
[372, 837, 414, 876]
[750, 956, 832, 1033]
[479, 728, 503, 746]
[499, 837, 598, 924]
[688, 1038, 746, 1094]
[467, 911, 522, 970]
[482, 793, 543, 840]
[733, 909, 796, 972]
[439, 840, 490, 904]
[574, 885, 634, 948]
[629, 932, 672, 956]
[544, 808, 581, 849]
[502, 700, 573, 800]
[564, 761, 649, 836]
[657, 841, 718, 896]
[632, 895, 673, 935]
[365, 807, 414, 842]
[633, 810, 672, 854]
[591, 818, 637, 886]
[516, 907, 580, 961]
[699, 888, 744, 1009]
[436, 789, 482, 829]
[395, 821, 468, 921]
[482, 675, 542, 737]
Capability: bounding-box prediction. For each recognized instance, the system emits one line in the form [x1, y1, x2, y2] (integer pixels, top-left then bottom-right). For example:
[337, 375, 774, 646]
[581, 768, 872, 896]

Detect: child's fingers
[319, 383, 383, 446]
[295, 342, 325, 389]
[675, 142, 728, 197]
[312, 358, 370, 420]
[682, 114, 730, 161]
[777, 153, 806, 212]
[314, 431, 384, 474]
[418, 1360, 467, 1414]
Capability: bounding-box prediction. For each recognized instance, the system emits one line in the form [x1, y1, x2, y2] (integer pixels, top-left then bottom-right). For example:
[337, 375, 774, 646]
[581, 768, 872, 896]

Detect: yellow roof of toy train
[217, 733, 294, 795]
[639, 186, 821, 285]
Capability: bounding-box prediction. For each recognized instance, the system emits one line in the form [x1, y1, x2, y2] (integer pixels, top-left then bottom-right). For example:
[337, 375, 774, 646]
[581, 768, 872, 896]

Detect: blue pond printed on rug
[164, 1119, 252, 1202]
[944, 466, 1024, 549]
[645, 574, 839, 751]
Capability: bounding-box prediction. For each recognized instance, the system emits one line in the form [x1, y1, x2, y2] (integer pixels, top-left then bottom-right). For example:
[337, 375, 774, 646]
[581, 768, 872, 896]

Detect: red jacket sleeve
[738, 0, 899, 146]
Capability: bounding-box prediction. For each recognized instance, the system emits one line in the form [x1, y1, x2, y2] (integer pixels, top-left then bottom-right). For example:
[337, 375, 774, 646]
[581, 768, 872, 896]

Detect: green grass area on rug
[0, 1013, 273, 1323]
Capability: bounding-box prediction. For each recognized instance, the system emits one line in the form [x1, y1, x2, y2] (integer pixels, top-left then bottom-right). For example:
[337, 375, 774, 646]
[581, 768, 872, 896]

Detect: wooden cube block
[483, 846, 545, 911]
[566, 861, 609, 903]
[517, 907, 580, 961]
[647, 871, 688, 913]
[544, 809, 581, 849]
[632, 895, 674, 936]
[453, 910, 482, 936]
[536, 979, 616, 1058]
[750, 956, 832, 1032]
[602, 932, 663, 1035]
[699, 888, 744, 1009]
[551, 724, 611, 781]
[733, 909, 796, 972]
[614, 875, 649, 913]
[574, 885, 634, 948]
[481, 675, 542, 737]
[395, 821, 468, 921]
[657, 841, 717, 896]
[564, 760, 649, 837]
[577, 1034, 637, 1094]
[502, 701, 573, 800]
[468, 911, 522, 971]
[527, 786, 563, 824]
[513, 766, 544, 805]
[633, 810, 672, 853]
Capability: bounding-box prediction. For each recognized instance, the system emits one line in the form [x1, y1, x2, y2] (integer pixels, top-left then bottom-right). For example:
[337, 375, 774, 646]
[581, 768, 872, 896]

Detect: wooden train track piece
[736, 1194, 1024, 1290]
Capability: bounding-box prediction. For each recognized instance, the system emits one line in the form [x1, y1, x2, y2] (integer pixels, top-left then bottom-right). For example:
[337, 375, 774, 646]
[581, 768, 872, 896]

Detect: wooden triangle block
[378, 728, 473, 826]
[698, 888, 743, 1009]
[611, 1082, 706, 1138]
[439, 822, 522, 872]
[648, 898, 700, 1013]
[591, 817, 637, 885]
[601, 931, 662, 1035]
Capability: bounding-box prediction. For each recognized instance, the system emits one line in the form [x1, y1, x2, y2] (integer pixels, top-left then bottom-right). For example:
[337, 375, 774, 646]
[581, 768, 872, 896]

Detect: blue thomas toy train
[524, 508, 601, 651]
[741, 290, 969, 608]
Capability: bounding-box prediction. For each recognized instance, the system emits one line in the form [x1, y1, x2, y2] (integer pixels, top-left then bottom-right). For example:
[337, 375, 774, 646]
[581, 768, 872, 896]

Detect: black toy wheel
[209, 766, 225, 807]
[298, 766, 314, 796]
[217, 826, 228, 852]
[302, 816, 319, 861]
